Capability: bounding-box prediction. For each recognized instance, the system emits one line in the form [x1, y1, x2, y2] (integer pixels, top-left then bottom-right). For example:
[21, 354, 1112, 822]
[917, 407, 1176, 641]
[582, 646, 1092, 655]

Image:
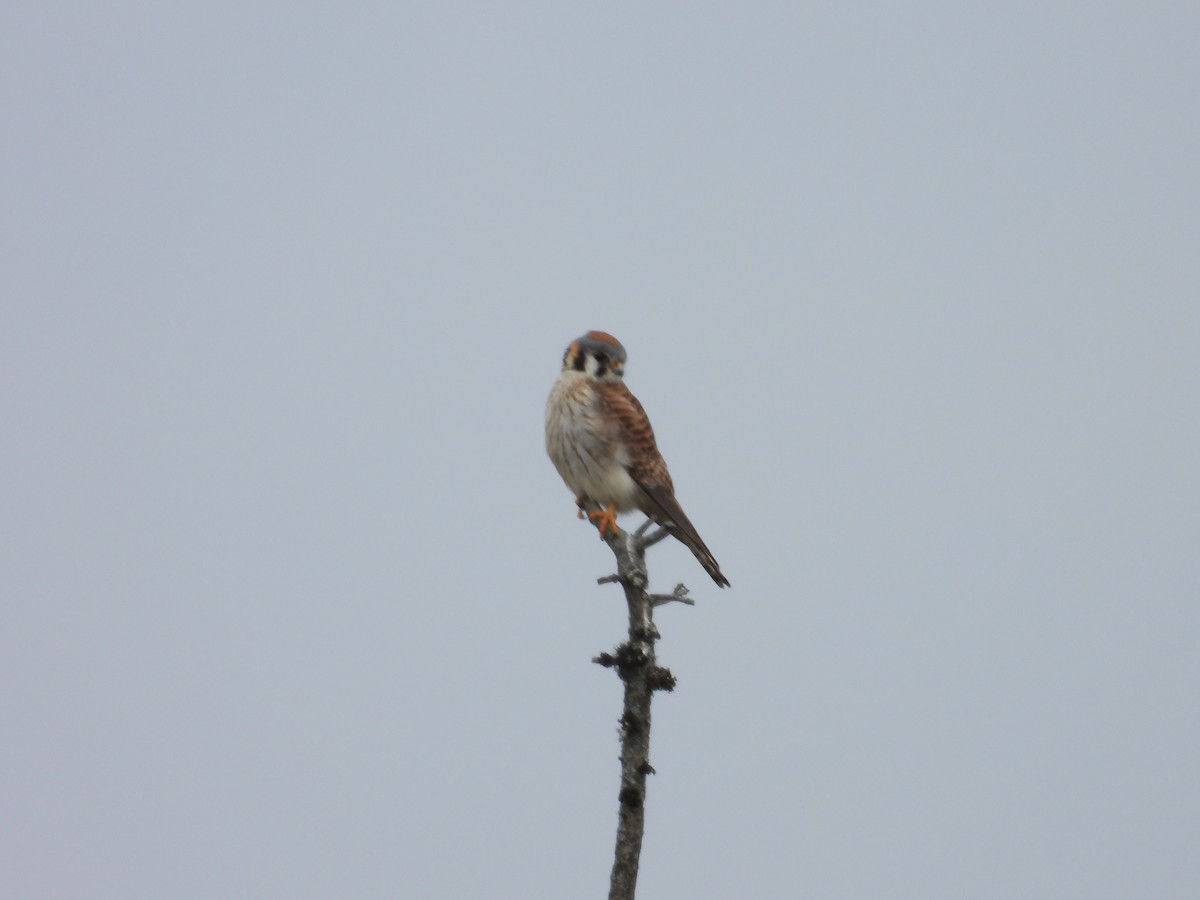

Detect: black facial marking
[594, 352, 608, 379]
[572, 352, 586, 371]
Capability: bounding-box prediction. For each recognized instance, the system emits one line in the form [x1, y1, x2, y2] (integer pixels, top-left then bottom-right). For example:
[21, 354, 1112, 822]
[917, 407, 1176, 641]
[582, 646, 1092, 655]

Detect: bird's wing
[595, 383, 729, 587]
[594, 382, 672, 492]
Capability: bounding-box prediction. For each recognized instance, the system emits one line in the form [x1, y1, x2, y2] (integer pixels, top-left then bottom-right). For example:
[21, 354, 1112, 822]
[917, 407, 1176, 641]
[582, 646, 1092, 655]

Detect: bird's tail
[639, 483, 730, 588]
[674, 526, 731, 588]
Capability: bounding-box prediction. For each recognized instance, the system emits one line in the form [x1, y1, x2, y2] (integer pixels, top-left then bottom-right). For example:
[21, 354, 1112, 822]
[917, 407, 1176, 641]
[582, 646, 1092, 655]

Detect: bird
[545, 330, 730, 588]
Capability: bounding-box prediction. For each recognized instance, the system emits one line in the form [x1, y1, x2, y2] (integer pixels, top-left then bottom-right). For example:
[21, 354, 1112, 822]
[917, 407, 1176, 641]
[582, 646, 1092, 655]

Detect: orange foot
[588, 502, 620, 538]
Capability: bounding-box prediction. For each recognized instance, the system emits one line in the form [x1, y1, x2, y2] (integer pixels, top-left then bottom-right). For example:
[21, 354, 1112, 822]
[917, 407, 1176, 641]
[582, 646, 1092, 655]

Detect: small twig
[648, 583, 694, 607]
[638, 526, 673, 549]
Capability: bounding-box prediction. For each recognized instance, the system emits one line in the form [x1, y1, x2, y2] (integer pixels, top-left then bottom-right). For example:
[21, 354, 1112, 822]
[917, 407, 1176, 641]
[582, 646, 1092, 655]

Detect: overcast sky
[4, 3, 1198, 898]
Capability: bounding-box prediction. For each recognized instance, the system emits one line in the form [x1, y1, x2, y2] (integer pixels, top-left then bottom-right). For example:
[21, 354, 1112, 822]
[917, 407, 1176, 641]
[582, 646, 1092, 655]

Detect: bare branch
[584, 520, 695, 900]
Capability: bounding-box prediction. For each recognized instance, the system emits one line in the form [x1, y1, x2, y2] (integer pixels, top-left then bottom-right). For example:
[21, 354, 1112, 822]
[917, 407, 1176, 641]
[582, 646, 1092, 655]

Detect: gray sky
[4, 3, 1198, 898]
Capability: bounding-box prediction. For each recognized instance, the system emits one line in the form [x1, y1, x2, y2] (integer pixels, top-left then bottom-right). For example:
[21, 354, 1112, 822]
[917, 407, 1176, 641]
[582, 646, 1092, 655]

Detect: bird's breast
[545, 375, 640, 510]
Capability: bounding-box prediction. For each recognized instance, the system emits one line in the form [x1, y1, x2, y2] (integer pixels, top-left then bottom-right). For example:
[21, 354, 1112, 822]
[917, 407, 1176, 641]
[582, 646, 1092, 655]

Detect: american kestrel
[545, 331, 730, 588]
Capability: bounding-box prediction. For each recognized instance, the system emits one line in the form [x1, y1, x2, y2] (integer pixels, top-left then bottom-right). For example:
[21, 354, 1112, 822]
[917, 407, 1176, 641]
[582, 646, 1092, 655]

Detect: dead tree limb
[591, 519, 691, 900]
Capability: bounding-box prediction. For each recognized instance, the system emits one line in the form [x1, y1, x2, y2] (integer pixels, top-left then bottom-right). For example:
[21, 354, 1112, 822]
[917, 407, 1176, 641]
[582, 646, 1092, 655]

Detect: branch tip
[649, 583, 694, 607]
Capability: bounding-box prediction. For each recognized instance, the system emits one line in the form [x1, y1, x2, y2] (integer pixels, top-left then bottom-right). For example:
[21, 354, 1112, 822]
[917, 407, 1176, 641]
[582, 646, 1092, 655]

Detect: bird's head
[561, 330, 627, 383]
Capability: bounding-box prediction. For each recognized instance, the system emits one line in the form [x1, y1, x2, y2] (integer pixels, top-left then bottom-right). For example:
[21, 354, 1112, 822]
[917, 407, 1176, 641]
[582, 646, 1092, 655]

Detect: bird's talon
[588, 503, 620, 538]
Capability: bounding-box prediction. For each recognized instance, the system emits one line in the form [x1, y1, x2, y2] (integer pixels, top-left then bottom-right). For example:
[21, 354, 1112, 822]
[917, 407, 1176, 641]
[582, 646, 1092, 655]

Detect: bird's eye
[595, 353, 608, 364]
